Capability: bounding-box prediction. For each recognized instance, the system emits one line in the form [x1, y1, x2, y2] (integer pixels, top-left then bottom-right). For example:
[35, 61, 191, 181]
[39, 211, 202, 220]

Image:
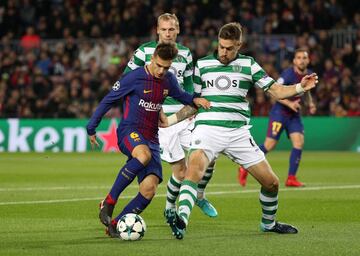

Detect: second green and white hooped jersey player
[124, 41, 194, 116]
[194, 52, 275, 128]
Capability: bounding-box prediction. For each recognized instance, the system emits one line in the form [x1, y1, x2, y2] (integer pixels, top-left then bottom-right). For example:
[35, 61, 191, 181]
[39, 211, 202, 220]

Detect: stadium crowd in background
[0, 0, 359, 118]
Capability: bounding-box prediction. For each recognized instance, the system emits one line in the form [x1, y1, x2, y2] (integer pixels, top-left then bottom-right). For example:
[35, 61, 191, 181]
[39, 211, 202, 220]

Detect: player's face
[157, 19, 179, 44]
[150, 55, 172, 79]
[217, 38, 241, 65]
[293, 51, 309, 72]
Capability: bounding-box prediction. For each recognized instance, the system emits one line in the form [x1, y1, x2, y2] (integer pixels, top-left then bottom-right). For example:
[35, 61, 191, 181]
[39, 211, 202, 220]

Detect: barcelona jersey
[86, 66, 194, 144]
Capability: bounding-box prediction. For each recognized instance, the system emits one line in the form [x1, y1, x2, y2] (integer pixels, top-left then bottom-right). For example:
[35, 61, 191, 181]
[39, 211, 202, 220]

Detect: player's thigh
[288, 116, 304, 148]
[190, 125, 226, 164]
[266, 115, 285, 141]
[247, 159, 279, 191]
[224, 128, 265, 169]
[137, 142, 163, 185]
[118, 130, 151, 163]
[159, 122, 186, 163]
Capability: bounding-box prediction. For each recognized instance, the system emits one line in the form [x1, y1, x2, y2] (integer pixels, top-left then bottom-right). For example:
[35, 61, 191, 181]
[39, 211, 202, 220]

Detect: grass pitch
[0, 152, 359, 256]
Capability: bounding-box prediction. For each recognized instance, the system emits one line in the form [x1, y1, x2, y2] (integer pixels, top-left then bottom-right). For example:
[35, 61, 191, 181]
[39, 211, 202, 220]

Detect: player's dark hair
[218, 22, 243, 42]
[294, 48, 309, 56]
[153, 42, 178, 60]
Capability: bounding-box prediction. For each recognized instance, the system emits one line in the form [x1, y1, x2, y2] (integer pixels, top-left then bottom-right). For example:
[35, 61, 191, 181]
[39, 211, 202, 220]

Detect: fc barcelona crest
[163, 89, 169, 97]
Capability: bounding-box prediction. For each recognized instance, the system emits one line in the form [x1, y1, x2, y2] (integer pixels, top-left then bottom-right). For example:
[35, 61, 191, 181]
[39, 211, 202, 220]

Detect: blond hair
[157, 13, 179, 29]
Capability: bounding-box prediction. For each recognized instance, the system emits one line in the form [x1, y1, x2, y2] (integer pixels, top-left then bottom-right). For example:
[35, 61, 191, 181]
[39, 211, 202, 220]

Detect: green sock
[165, 174, 181, 209]
[259, 187, 278, 230]
[178, 179, 198, 226]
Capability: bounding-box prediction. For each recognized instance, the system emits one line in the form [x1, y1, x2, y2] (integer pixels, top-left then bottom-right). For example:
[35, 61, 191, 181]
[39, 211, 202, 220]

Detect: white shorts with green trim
[190, 125, 265, 169]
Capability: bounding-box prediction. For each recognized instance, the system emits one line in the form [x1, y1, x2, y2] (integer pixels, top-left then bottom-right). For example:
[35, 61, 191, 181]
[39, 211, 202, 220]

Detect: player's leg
[196, 160, 218, 217]
[285, 116, 305, 187]
[238, 117, 283, 186]
[178, 149, 210, 225]
[286, 132, 304, 187]
[247, 160, 298, 234]
[159, 124, 187, 222]
[178, 119, 218, 217]
[228, 127, 297, 234]
[107, 174, 160, 238]
[99, 131, 151, 227]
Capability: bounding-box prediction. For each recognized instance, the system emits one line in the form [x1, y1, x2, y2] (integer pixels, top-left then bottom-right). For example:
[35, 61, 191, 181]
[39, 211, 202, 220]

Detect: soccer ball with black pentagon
[116, 213, 146, 241]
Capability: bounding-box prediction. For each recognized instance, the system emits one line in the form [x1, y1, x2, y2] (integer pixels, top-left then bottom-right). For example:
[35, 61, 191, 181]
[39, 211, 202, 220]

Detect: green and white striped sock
[259, 187, 278, 230]
[197, 166, 214, 198]
[178, 179, 198, 226]
[165, 174, 181, 210]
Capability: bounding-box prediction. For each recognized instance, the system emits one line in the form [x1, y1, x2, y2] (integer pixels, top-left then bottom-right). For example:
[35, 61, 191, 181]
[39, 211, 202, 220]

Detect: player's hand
[300, 73, 319, 91]
[158, 109, 169, 128]
[89, 134, 100, 149]
[309, 102, 317, 115]
[193, 97, 211, 109]
[289, 100, 301, 112]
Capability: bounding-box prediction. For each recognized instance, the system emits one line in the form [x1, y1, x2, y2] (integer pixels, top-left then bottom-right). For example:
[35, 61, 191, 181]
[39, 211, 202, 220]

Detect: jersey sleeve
[251, 58, 275, 91]
[193, 62, 202, 96]
[183, 51, 194, 93]
[124, 48, 146, 74]
[86, 73, 135, 135]
[167, 74, 194, 106]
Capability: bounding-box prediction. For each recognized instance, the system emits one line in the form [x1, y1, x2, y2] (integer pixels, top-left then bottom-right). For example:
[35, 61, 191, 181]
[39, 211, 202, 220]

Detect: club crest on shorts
[195, 139, 201, 145]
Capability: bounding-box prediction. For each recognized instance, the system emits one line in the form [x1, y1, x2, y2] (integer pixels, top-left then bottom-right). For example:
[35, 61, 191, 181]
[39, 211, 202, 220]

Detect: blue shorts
[117, 128, 162, 184]
[266, 112, 304, 140]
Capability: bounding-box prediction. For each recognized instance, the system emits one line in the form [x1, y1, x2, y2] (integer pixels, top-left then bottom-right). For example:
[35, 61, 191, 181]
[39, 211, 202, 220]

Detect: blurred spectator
[20, 26, 41, 52]
[0, 0, 358, 118]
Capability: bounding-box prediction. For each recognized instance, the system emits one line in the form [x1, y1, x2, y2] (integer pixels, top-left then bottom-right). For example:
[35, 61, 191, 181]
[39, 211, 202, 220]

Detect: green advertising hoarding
[0, 118, 359, 152]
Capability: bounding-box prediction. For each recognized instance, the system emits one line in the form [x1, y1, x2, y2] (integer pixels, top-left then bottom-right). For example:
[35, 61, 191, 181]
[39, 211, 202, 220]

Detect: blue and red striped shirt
[87, 66, 194, 143]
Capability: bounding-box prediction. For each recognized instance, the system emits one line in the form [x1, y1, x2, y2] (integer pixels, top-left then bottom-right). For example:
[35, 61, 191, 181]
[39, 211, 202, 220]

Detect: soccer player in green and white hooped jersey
[165, 22, 319, 239]
[123, 13, 218, 223]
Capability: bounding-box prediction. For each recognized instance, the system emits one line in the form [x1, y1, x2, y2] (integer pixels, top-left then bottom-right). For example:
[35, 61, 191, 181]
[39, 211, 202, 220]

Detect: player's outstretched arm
[267, 73, 318, 100]
[167, 105, 197, 126]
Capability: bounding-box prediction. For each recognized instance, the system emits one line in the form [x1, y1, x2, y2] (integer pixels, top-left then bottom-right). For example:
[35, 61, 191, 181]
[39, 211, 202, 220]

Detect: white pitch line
[0, 184, 359, 206]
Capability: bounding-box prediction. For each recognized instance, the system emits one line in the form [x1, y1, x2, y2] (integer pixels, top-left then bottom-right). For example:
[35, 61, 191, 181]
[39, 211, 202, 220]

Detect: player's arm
[277, 99, 301, 112]
[306, 91, 317, 114]
[266, 73, 318, 100]
[123, 48, 146, 74]
[86, 76, 134, 147]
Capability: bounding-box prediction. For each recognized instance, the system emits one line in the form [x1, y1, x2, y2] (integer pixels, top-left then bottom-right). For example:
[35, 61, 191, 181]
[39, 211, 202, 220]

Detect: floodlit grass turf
[0, 152, 359, 256]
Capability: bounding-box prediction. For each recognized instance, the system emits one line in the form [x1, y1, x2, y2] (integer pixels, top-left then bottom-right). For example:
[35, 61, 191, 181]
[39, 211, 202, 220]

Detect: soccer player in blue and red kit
[86, 43, 210, 237]
[239, 49, 316, 187]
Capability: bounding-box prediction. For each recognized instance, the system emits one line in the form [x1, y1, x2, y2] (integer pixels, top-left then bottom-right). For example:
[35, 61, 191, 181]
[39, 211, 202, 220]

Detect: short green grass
[0, 152, 359, 256]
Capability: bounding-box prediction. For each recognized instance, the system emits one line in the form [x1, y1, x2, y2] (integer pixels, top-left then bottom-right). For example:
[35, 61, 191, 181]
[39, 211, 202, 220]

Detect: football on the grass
[116, 213, 146, 241]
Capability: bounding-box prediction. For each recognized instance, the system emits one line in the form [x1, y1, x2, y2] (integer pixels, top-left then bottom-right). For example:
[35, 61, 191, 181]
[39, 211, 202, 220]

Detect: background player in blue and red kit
[86, 43, 210, 237]
[239, 49, 316, 187]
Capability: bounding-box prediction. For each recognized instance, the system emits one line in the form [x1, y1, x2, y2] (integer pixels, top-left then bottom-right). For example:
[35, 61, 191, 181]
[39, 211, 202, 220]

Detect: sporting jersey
[124, 41, 193, 116]
[271, 67, 312, 116]
[194, 52, 275, 128]
[86, 67, 194, 143]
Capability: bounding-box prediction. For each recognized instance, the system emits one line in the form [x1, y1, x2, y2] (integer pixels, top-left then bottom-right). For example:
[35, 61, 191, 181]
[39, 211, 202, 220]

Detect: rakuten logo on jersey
[138, 99, 162, 112]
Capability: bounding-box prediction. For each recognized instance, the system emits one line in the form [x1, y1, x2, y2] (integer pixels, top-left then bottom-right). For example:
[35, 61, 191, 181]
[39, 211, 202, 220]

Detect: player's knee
[133, 146, 152, 165]
[263, 177, 279, 192]
[293, 141, 304, 149]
